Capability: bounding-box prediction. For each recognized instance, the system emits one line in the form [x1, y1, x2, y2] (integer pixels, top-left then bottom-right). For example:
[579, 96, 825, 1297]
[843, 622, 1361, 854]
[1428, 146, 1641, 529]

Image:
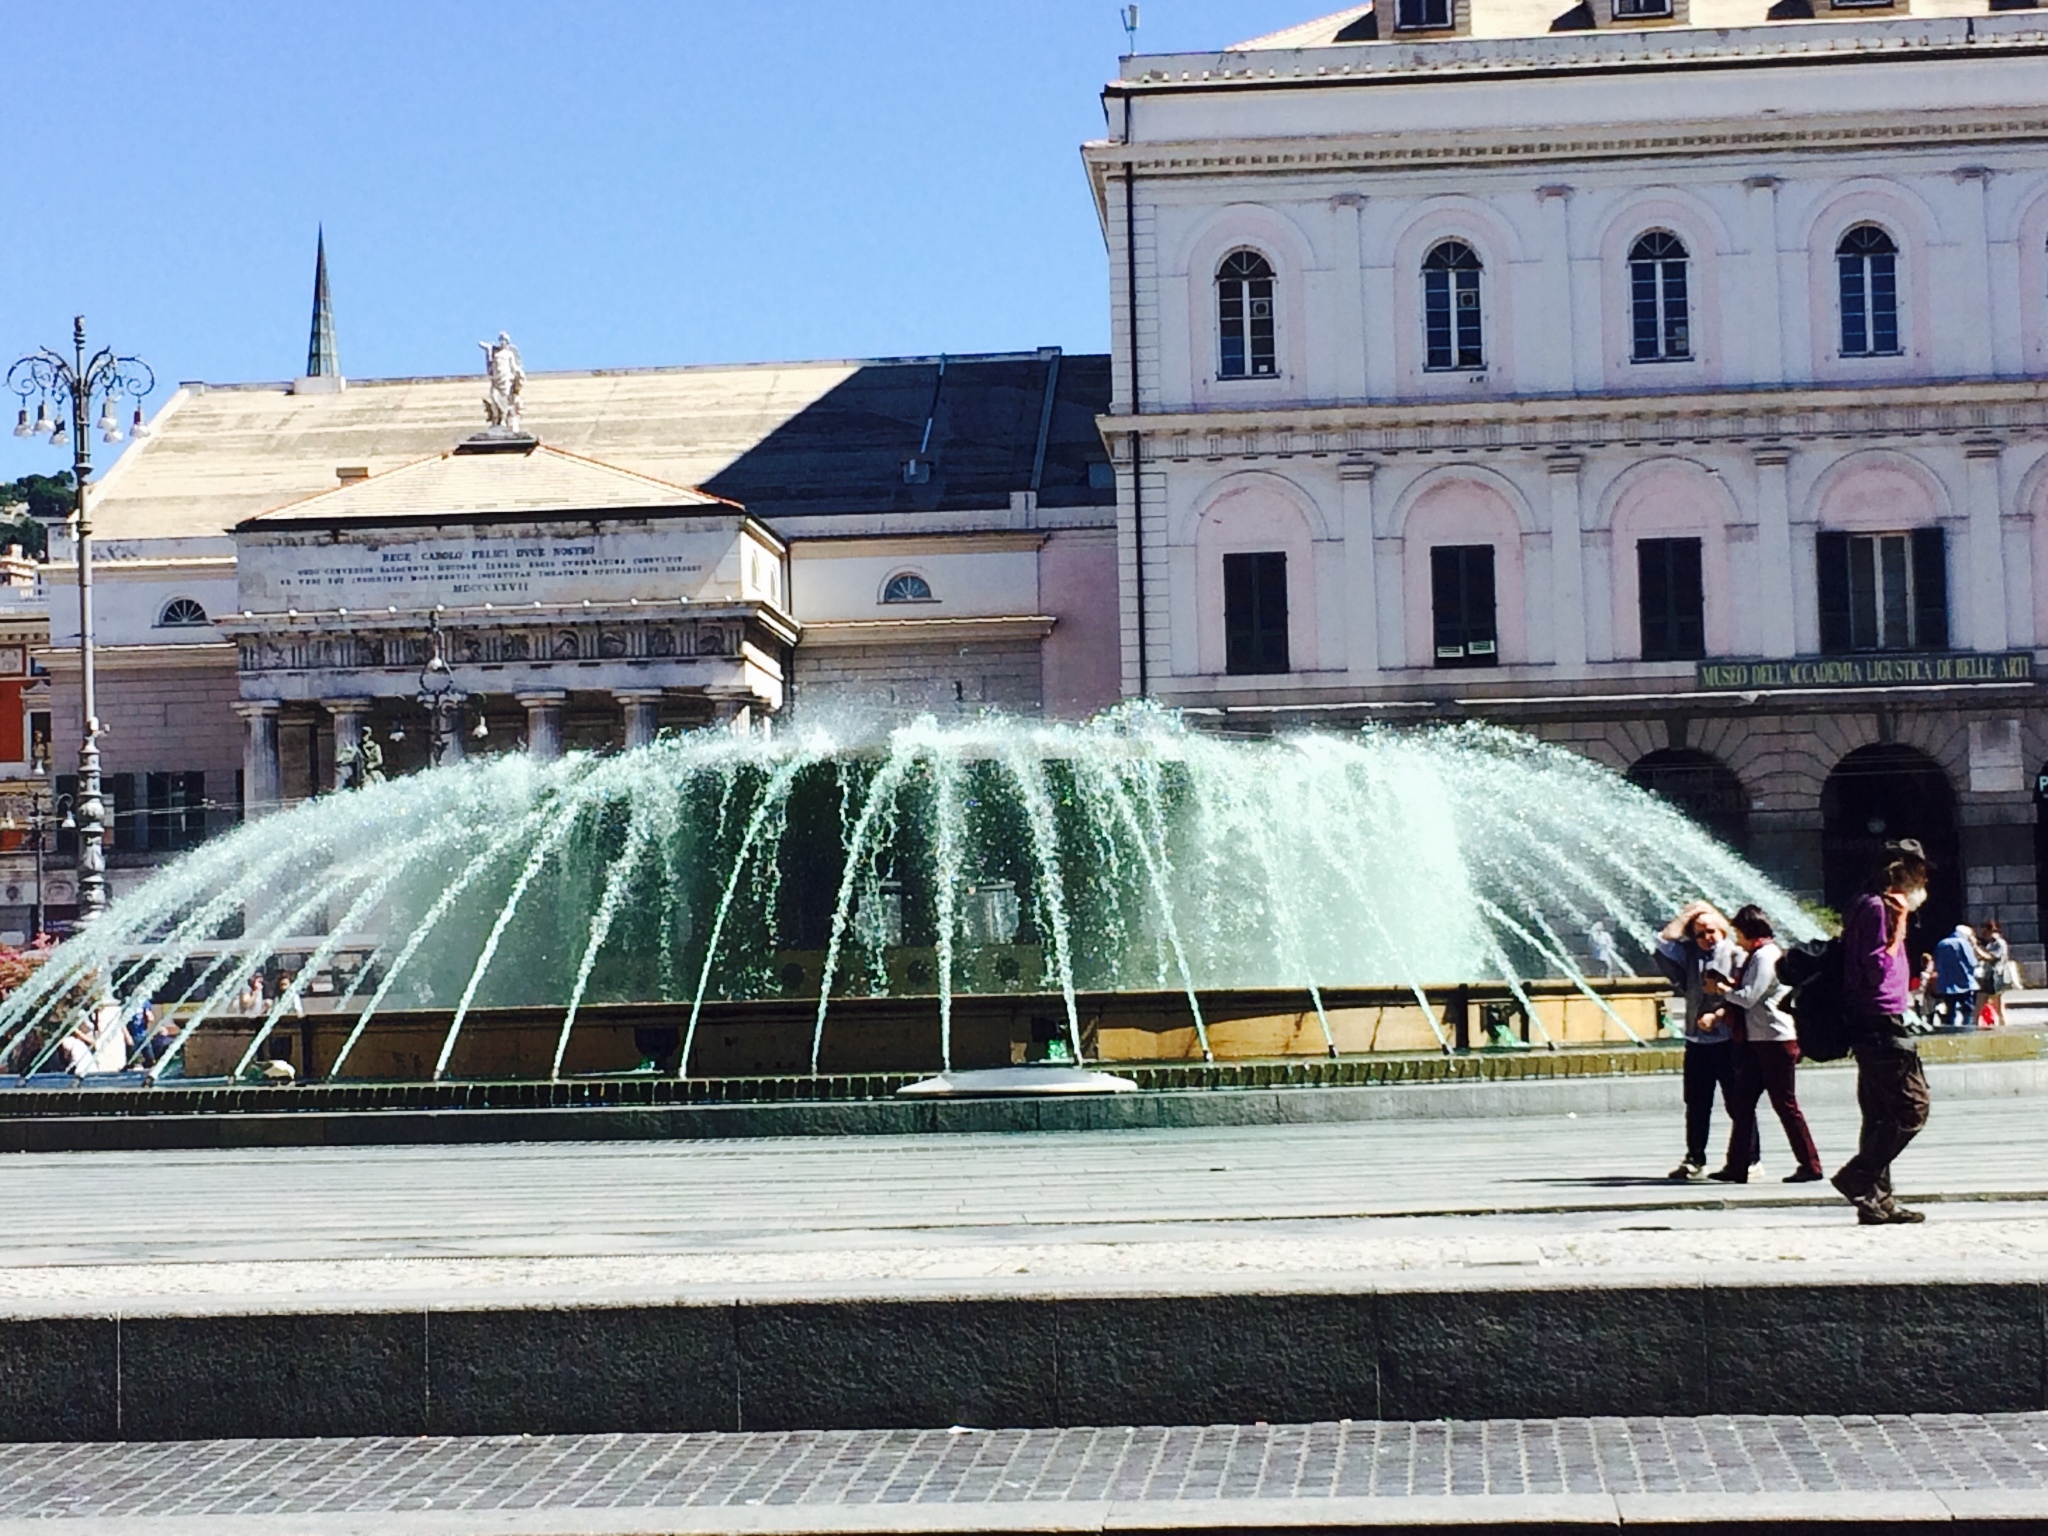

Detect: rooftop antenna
[1121, 2, 1139, 54]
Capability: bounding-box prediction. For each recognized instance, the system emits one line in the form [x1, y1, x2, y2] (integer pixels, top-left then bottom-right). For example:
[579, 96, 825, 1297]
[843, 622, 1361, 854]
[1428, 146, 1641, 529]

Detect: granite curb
[2, 1491, 2046, 1532]
[3, 1057, 2043, 1154]
[6, 1280, 2048, 1443]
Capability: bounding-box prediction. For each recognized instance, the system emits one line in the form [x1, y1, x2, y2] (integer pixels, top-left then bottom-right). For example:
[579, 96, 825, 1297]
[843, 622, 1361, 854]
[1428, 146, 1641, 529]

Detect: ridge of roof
[244, 441, 733, 527]
[180, 348, 1091, 396]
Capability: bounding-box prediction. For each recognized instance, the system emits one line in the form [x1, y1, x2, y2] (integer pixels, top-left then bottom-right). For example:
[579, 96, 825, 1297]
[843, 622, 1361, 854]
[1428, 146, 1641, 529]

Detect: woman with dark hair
[1832, 839, 1932, 1225]
[1710, 905, 1824, 1184]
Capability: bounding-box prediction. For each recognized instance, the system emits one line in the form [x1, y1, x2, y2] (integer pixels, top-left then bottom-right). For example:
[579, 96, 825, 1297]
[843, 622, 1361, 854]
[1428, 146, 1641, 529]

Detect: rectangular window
[1637, 538, 1705, 661]
[1431, 545, 1498, 668]
[106, 773, 142, 853]
[1423, 269, 1484, 371]
[1614, 0, 1673, 13]
[1817, 528, 1946, 654]
[147, 771, 208, 852]
[1395, 0, 1453, 26]
[1839, 252, 1900, 356]
[1223, 552, 1290, 675]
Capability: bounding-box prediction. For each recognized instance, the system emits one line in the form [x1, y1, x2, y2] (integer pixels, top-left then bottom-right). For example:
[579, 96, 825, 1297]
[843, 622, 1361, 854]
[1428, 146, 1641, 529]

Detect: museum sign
[1697, 652, 2035, 691]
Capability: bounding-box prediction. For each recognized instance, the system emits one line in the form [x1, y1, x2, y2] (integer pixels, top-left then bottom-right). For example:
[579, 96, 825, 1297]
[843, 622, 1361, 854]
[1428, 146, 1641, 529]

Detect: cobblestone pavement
[5, 1417, 2048, 1530]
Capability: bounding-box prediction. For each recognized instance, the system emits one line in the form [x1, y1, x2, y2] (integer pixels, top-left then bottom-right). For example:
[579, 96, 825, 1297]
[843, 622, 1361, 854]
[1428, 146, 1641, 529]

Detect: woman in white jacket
[1710, 905, 1825, 1184]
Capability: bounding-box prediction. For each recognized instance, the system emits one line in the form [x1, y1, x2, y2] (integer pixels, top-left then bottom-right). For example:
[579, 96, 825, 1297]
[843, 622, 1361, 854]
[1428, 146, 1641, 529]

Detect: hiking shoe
[1668, 1161, 1705, 1181]
[1829, 1169, 1867, 1203]
[1857, 1203, 1926, 1225]
[1784, 1168, 1826, 1183]
[1707, 1167, 1747, 1184]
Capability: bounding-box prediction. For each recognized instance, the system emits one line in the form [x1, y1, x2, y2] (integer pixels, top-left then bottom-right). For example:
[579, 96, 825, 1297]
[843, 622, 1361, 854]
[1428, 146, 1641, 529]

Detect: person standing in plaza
[1932, 923, 1978, 1032]
[1709, 905, 1823, 1184]
[1655, 900, 1757, 1180]
[1978, 919, 2015, 1029]
[1832, 839, 1932, 1225]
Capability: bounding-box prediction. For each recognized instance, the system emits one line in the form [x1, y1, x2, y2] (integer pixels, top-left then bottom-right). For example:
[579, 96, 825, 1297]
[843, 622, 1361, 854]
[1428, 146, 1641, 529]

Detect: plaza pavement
[2, 1058, 2047, 1314]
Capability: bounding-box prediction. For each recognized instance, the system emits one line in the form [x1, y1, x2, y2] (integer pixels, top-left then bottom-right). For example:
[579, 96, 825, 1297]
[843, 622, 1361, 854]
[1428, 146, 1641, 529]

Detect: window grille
[1423, 242, 1485, 371]
[1216, 251, 1277, 379]
[157, 597, 209, 628]
[1837, 225, 1901, 357]
[1628, 232, 1691, 362]
[881, 573, 934, 604]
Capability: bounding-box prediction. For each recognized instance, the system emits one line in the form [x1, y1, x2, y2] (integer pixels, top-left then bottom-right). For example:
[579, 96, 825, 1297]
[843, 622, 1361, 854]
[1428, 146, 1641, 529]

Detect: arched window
[1837, 225, 1900, 357]
[156, 597, 209, 628]
[1628, 232, 1691, 362]
[1422, 241, 1484, 371]
[881, 572, 934, 604]
[1215, 250, 1276, 379]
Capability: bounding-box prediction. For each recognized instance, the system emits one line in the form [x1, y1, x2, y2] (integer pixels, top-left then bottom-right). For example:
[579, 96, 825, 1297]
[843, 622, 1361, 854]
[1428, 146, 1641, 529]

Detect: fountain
[0, 706, 1813, 1091]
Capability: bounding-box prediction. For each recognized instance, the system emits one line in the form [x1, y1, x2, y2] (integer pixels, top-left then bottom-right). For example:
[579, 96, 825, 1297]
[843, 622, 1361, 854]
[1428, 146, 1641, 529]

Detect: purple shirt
[1842, 892, 1910, 1015]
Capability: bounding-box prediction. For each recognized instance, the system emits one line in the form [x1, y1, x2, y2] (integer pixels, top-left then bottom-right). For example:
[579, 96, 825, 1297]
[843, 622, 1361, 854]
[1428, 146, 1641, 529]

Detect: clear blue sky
[0, 1, 1316, 481]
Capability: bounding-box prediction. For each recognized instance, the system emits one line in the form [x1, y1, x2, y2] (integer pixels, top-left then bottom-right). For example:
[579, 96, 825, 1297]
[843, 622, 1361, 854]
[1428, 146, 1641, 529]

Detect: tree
[0, 473, 63, 558]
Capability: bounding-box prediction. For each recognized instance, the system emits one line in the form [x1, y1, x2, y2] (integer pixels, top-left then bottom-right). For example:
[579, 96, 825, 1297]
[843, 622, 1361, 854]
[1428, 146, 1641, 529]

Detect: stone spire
[306, 226, 340, 379]
[291, 229, 345, 394]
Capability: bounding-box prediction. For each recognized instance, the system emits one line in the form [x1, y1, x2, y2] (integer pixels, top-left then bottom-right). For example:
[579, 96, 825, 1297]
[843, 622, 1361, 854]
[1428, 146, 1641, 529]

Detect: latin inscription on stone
[239, 524, 753, 611]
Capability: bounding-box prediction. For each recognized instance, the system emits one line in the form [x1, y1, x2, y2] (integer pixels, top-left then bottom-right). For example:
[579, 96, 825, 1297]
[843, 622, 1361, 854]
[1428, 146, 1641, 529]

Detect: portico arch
[1820, 743, 1961, 955]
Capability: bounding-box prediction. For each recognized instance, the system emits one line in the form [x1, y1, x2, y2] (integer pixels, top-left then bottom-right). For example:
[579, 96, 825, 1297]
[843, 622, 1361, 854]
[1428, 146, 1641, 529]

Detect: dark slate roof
[702, 351, 1115, 518]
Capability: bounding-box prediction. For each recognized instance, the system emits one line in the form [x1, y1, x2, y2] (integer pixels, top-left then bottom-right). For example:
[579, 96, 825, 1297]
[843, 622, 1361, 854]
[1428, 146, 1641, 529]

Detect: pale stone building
[23, 340, 1118, 914]
[1089, 0, 2048, 962]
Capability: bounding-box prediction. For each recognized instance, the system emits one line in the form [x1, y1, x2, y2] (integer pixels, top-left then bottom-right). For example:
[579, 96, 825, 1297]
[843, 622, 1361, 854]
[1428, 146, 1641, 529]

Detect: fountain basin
[896, 1063, 1139, 1098]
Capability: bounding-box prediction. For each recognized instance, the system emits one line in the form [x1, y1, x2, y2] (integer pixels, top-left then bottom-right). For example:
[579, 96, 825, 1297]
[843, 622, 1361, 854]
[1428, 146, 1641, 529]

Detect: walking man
[1832, 839, 1933, 1225]
[1932, 923, 1978, 1032]
[1655, 900, 1758, 1180]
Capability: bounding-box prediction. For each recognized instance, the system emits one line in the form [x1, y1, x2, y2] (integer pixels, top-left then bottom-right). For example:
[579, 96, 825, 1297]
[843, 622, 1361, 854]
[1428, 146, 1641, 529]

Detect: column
[235, 701, 282, 818]
[1339, 460, 1380, 677]
[323, 698, 371, 790]
[1535, 186, 1577, 394]
[616, 689, 664, 751]
[1752, 447, 1798, 658]
[1546, 454, 1587, 670]
[1965, 439, 2009, 654]
[1743, 177, 1786, 387]
[712, 698, 755, 736]
[1956, 167, 1996, 378]
[517, 691, 566, 760]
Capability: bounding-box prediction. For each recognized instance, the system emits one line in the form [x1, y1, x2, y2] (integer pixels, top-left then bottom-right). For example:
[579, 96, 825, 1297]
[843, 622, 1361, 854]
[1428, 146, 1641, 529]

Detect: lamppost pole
[9, 319, 153, 926]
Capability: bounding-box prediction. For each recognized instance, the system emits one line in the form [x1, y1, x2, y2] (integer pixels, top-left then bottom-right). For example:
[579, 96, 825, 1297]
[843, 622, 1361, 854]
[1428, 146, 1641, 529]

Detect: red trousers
[1724, 1039, 1823, 1176]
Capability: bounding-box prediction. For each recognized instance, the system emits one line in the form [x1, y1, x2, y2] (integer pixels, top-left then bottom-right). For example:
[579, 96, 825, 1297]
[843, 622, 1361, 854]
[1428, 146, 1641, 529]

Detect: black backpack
[1777, 938, 1854, 1063]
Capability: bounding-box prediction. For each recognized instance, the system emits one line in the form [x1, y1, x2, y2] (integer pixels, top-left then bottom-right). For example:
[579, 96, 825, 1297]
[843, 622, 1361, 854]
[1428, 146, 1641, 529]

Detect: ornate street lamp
[389, 611, 483, 767]
[8, 318, 154, 924]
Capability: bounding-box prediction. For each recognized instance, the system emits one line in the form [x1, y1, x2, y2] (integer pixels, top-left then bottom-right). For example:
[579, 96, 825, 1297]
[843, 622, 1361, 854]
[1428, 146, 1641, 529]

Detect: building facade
[1089, 0, 2048, 962]
[18, 348, 1119, 912]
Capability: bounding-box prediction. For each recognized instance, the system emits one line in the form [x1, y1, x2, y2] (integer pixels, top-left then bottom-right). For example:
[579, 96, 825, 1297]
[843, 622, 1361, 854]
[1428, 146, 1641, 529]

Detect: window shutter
[1816, 530, 1853, 655]
[1912, 526, 1948, 651]
[1256, 552, 1289, 672]
[1671, 538, 1705, 659]
[1467, 546, 1497, 653]
[1431, 547, 1463, 657]
[1224, 554, 1256, 674]
[1638, 541, 1670, 658]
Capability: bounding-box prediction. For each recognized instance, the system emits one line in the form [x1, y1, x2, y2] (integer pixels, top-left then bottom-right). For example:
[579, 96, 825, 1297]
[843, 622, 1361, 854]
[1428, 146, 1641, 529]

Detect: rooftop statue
[479, 331, 525, 435]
